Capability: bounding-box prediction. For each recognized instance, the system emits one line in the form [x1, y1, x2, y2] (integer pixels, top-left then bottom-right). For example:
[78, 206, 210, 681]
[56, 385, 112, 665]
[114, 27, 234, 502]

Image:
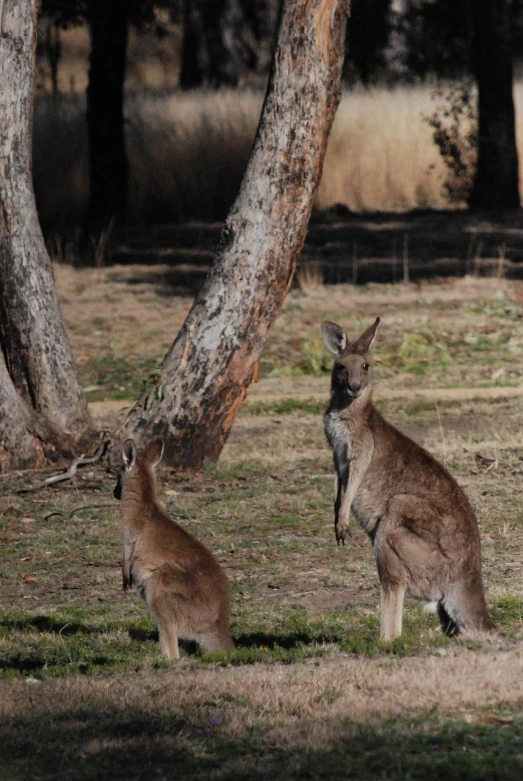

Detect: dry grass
[36, 24, 182, 94]
[2, 640, 523, 778]
[3, 272, 523, 777]
[33, 89, 262, 231]
[316, 85, 447, 212]
[318, 80, 523, 212]
[53, 263, 523, 400]
[2, 646, 522, 735]
[33, 80, 523, 235]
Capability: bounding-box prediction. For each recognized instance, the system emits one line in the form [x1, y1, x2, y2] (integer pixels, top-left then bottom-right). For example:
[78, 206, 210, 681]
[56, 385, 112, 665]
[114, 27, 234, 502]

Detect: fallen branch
[17, 439, 109, 494]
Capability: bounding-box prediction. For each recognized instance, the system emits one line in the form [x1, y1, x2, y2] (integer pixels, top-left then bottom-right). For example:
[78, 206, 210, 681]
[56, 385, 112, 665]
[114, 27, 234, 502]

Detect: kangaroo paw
[335, 521, 350, 545]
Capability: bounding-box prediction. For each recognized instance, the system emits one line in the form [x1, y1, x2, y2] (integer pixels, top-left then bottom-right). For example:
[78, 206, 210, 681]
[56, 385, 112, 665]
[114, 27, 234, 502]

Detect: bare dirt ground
[2, 264, 523, 778]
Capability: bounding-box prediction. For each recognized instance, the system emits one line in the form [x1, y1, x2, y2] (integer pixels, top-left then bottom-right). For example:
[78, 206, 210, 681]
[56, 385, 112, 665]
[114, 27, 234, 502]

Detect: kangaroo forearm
[338, 488, 352, 524]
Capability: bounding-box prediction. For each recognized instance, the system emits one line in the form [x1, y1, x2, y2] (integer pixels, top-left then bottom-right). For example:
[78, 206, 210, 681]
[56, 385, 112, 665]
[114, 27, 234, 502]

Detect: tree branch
[17, 439, 109, 493]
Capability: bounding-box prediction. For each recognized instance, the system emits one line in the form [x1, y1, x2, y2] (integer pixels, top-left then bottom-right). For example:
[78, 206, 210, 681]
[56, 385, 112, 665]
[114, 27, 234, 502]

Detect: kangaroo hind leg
[157, 622, 180, 660]
[150, 598, 180, 659]
[145, 576, 181, 660]
[380, 582, 406, 642]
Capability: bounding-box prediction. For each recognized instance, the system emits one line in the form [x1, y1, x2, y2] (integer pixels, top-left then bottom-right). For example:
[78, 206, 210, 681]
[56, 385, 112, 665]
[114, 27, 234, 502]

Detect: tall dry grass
[32, 82, 523, 234]
[33, 89, 263, 232]
[127, 89, 262, 224]
[316, 85, 448, 211]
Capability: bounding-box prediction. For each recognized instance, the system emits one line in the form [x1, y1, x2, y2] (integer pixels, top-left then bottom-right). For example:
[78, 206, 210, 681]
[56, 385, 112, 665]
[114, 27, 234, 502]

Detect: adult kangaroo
[114, 438, 235, 659]
[321, 317, 495, 641]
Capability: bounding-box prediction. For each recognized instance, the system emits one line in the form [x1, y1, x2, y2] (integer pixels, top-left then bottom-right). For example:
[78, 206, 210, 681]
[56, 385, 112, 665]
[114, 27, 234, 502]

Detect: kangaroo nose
[348, 380, 361, 393]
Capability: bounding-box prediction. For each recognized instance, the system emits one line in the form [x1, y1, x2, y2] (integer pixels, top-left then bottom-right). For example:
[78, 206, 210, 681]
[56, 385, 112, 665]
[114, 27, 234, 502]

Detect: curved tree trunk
[0, 0, 99, 471]
[468, 0, 520, 209]
[113, 0, 349, 468]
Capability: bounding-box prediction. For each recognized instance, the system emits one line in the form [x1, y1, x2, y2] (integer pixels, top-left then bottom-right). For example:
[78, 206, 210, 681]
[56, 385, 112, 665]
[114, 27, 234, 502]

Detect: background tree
[400, 0, 473, 80]
[112, 0, 350, 467]
[85, 0, 130, 244]
[0, 0, 99, 471]
[180, 0, 205, 89]
[468, 0, 520, 209]
[40, 0, 174, 250]
[180, 0, 278, 89]
[397, 0, 519, 208]
[345, 0, 392, 84]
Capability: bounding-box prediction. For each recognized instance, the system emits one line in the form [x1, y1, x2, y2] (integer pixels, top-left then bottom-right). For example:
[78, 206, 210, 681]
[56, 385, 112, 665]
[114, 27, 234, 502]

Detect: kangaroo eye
[362, 363, 370, 371]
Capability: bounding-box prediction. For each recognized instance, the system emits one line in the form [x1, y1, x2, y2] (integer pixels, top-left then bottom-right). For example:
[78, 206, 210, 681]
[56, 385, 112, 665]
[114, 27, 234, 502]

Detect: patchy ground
[2, 270, 523, 778]
[115, 208, 523, 289]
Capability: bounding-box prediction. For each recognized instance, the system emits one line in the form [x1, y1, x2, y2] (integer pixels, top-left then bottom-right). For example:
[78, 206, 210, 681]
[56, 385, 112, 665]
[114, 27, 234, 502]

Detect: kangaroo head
[321, 317, 380, 399]
[113, 438, 164, 500]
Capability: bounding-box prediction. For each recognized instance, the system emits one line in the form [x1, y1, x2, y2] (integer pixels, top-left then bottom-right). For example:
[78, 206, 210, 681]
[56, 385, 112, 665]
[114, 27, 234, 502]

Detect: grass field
[2, 270, 523, 777]
[32, 80, 523, 236]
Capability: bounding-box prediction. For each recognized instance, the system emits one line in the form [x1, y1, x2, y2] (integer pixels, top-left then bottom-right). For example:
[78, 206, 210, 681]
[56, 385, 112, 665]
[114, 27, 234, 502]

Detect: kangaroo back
[114, 438, 234, 659]
[321, 319, 494, 641]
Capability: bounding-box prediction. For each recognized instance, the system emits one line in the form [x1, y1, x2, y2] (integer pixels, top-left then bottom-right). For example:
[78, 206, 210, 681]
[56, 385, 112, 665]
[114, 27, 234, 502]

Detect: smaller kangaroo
[114, 438, 235, 659]
[321, 317, 495, 641]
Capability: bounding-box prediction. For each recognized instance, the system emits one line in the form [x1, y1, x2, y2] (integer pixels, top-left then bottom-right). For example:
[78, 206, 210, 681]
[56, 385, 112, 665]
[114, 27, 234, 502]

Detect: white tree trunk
[0, 0, 98, 471]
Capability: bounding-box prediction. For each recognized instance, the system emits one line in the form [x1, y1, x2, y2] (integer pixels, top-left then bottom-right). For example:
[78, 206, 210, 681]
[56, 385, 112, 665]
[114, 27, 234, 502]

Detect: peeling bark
[113, 0, 349, 468]
[0, 0, 99, 471]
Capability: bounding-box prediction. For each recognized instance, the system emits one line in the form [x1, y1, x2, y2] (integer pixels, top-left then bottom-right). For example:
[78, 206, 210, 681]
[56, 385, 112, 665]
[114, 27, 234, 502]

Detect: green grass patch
[0, 608, 159, 678]
[79, 354, 161, 402]
[247, 398, 325, 416]
[263, 335, 333, 378]
[211, 607, 449, 667]
[0, 604, 452, 679]
[289, 718, 523, 781]
[492, 596, 523, 627]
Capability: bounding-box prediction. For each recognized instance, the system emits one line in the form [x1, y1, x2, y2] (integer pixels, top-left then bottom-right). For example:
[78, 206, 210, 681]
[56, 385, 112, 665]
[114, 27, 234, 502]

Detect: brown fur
[321, 318, 495, 641]
[114, 438, 234, 659]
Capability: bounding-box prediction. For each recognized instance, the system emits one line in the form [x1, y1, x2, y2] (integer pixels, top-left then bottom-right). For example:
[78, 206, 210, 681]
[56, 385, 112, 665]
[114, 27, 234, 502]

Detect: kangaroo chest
[325, 410, 380, 533]
[324, 411, 355, 476]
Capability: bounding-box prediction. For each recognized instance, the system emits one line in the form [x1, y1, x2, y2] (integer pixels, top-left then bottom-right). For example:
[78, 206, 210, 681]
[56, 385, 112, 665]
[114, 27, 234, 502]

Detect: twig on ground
[71, 503, 117, 514]
[17, 439, 109, 494]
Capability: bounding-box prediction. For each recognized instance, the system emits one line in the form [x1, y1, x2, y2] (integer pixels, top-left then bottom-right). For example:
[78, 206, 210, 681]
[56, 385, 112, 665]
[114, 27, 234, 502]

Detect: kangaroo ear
[354, 317, 380, 354]
[122, 439, 137, 469]
[321, 321, 348, 355]
[145, 438, 164, 468]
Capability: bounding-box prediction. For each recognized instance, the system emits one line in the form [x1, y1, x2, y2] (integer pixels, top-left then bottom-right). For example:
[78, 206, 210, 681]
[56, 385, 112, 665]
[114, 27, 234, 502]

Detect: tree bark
[113, 0, 349, 468]
[0, 0, 99, 471]
[468, 0, 520, 209]
[85, 0, 129, 241]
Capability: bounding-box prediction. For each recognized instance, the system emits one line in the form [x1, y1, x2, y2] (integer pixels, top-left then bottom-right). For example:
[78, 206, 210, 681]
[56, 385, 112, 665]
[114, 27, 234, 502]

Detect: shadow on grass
[0, 613, 159, 676]
[234, 629, 342, 650]
[1, 699, 523, 780]
[0, 615, 96, 637]
[0, 609, 447, 675]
